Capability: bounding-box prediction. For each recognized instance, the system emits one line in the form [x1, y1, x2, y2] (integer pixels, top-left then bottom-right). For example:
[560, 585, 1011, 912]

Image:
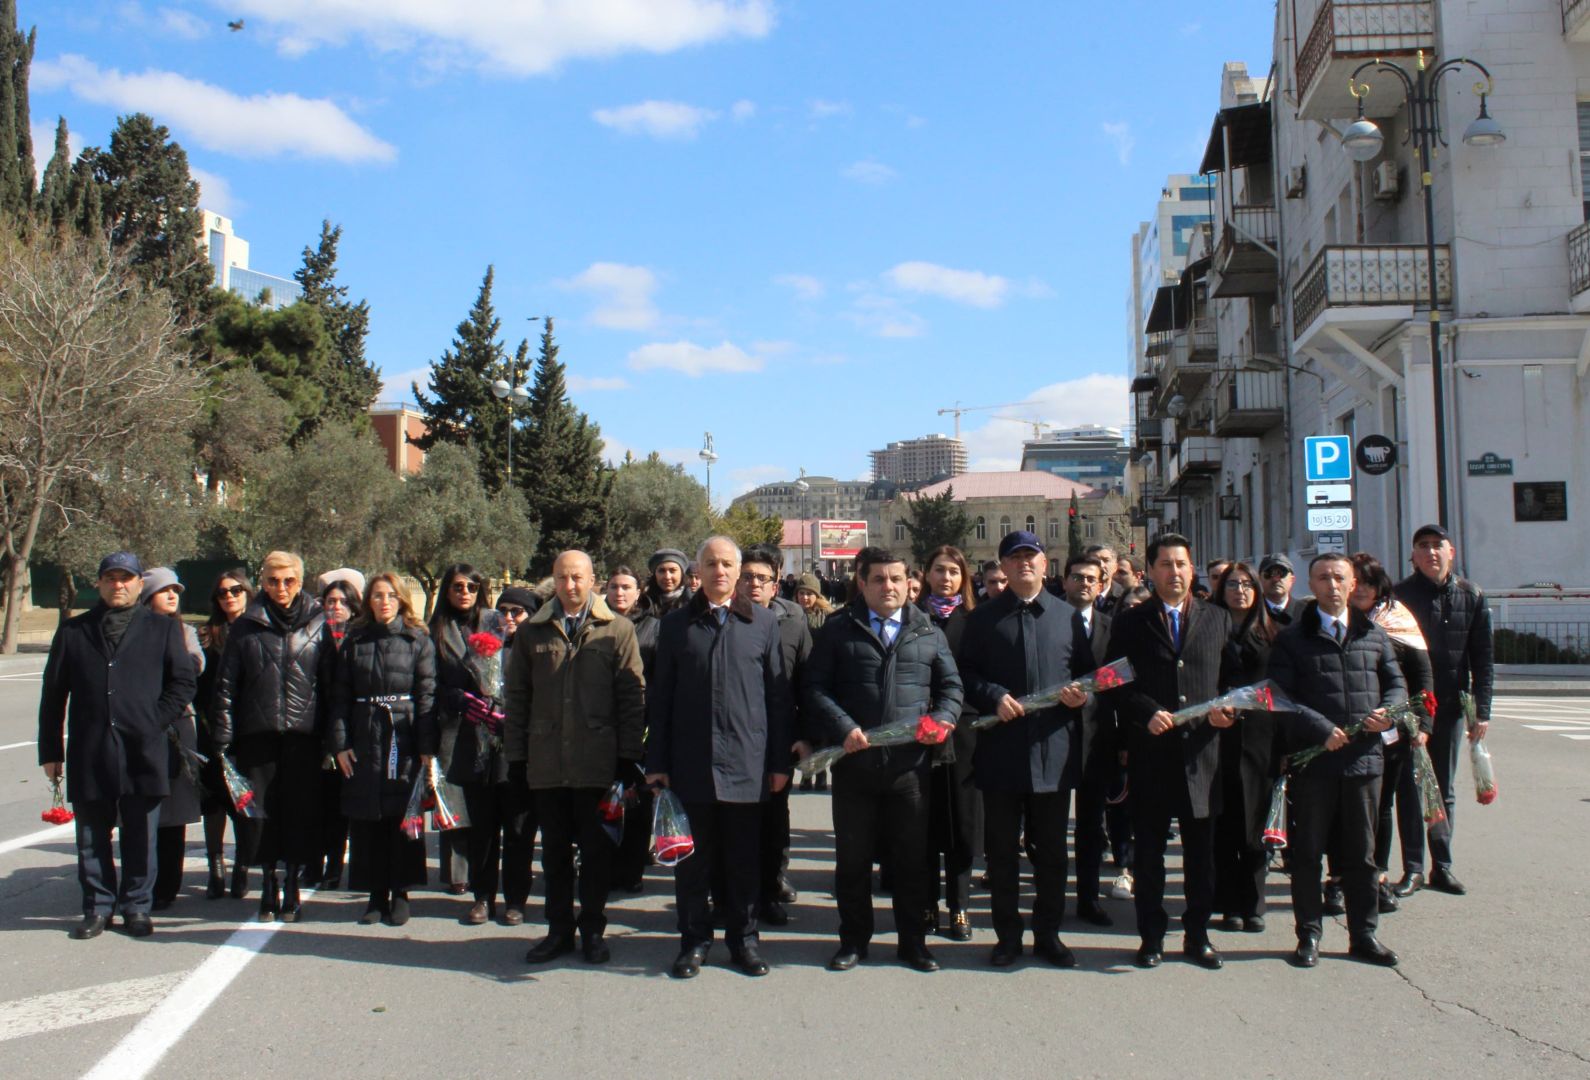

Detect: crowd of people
[36, 522, 1492, 977]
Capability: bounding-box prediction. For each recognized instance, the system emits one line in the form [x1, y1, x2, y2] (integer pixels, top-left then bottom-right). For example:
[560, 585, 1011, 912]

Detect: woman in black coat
[306, 574, 361, 891]
[196, 568, 253, 899]
[142, 569, 205, 910]
[212, 551, 331, 923]
[1210, 561, 1280, 932]
[428, 564, 491, 900]
[328, 572, 439, 926]
[918, 545, 981, 941]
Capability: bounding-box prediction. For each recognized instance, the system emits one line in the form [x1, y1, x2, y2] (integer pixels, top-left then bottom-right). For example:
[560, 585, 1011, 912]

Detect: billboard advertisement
[817, 520, 868, 559]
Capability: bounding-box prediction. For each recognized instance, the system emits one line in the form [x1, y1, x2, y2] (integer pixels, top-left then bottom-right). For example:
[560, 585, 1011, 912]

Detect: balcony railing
[1297, 2, 1435, 99]
[1292, 244, 1452, 336]
[1165, 436, 1222, 491]
[1569, 221, 1590, 300]
[1566, 0, 1590, 41]
[1228, 205, 1277, 247]
[1169, 318, 1218, 374]
[1212, 367, 1286, 436]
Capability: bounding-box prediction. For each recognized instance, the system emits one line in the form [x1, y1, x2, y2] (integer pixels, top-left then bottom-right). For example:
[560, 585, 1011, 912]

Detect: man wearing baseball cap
[957, 530, 1090, 968]
[38, 552, 198, 939]
[1259, 554, 1307, 625]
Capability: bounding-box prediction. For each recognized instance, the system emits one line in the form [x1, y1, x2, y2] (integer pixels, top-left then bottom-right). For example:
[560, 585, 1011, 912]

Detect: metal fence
[1490, 621, 1590, 664]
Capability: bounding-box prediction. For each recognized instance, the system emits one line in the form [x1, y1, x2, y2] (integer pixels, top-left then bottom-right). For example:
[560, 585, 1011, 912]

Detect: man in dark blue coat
[958, 531, 1089, 968]
[804, 547, 963, 973]
[646, 537, 793, 979]
[38, 552, 198, 940]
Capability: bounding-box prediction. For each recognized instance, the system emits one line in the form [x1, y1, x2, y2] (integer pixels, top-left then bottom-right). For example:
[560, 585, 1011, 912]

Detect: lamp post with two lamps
[699, 432, 718, 508]
[489, 315, 546, 489]
[1340, 51, 1504, 529]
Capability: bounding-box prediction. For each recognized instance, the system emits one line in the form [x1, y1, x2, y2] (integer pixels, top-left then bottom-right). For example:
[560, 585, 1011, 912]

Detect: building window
[1084, 521, 1097, 540]
[1047, 517, 1060, 539]
[1579, 101, 1590, 220]
[975, 516, 987, 540]
[893, 521, 906, 542]
[999, 516, 1011, 535]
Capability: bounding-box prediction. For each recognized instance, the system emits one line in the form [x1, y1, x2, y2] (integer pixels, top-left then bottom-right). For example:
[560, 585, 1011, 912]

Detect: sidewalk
[1494, 671, 1590, 698]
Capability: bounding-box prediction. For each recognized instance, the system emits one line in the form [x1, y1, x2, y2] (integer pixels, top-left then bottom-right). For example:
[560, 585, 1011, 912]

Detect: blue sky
[26, 1, 1275, 502]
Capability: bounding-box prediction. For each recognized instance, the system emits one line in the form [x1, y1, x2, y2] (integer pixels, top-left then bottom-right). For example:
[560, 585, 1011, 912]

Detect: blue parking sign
[1304, 436, 1353, 482]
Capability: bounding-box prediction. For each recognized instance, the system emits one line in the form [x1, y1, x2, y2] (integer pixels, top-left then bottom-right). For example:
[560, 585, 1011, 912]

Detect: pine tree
[410, 265, 512, 490]
[293, 220, 380, 427]
[519, 318, 612, 572]
[0, 1, 34, 222]
[901, 485, 972, 566]
[36, 117, 70, 229]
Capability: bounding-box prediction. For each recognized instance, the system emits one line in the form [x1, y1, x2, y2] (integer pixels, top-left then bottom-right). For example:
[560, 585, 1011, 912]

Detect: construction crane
[992, 416, 1052, 440]
[936, 400, 1040, 440]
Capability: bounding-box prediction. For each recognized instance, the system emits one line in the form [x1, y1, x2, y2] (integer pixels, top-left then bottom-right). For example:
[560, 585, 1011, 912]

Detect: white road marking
[0, 973, 183, 1044]
[0, 740, 37, 751]
[0, 823, 72, 857]
[1562, 734, 1590, 741]
[0, 670, 43, 680]
[82, 891, 315, 1080]
[1521, 724, 1590, 732]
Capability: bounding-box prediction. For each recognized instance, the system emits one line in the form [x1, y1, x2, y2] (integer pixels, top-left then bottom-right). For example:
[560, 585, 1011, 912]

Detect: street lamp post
[699, 432, 718, 508]
[794, 470, 811, 570]
[1342, 51, 1504, 528]
[489, 372, 531, 488]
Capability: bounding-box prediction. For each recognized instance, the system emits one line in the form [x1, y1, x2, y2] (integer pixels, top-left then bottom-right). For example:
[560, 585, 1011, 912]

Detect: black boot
[280, 866, 302, 923]
[230, 861, 249, 900]
[258, 870, 280, 923]
[206, 857, 226, 900]
[359, 891, 387, 925]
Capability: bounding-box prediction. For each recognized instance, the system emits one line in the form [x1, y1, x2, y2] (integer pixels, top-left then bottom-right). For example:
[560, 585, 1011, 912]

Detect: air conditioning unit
[1371, 161, 1401, 201]
[1285, 163, 1307, 199]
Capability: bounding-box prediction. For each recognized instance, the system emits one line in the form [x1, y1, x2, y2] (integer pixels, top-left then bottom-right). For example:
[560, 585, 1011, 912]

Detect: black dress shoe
[124, 912, 154, 938]
[582, 935, 611, 964]
[1135, 941, 1163, 968]
[1393, 871, 1425, 898]
[1218, 914, 1245, 932]
[1428, 868, 1466, 895]
[989, 939, 1022, 967]
[897, 941, 940, 973]
[1183, 939, 1222, 970]
[1377, 881, 1399, 914]
[1348, 936, 1399, 967]
[777, 876, 798, 904]
[1034, 936, 1078, 969]
[731, 943, 770, 976]
[761, 900, 791, 926]
[358, 903, 385, 925]
[944, 910, 972, 941]
[525, 933, 577, 964]
[1293, 937, 1320, 968]
[1321, 881, 1346, 916]
[828, 944, 866, 971]
[1243, 915, 1266, 933]
[1076, 903, 1113, 928]
[71, 915, 109, 940]
[671, 945, 708, 979]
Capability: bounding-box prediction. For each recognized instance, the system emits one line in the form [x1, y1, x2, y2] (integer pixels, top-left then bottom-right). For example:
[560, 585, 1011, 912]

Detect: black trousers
[984, 788, 1069, 944]
[833, 767, 929, 948]
[233, 732, 322, 869]
[925, 756, 980, 912]
[1426, 716, 1462, 871]
[536, 787, 609, 938]
[74, 795, 161, 918]
[676, 800, 761, 951]
[614, 786, 652, 888]
[154, 825, 187, 904]
[1131, 781, 1215, 945]
[310, 766, 350, 881]
[1212, 772, 1268, 919]
[1374, 743, 1425, 876]
[1290, 771, 1381, 941]
[466, 781, 534, 907]
[1074, 767, 1112, 907]
[758, 786, 792, 903]
[351, 817, 426, 902]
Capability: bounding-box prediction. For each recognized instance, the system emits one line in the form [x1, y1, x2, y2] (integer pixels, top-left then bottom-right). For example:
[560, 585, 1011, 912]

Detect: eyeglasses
[264, 577, 298, 588]
[217, 585, 248, 597]
[450, 581, 479, 593]
[743, 573, 776, 586]
[1224, 579, 1256, 592]
[1068, 574, 1101, 585]
[498, 605, 527, 617]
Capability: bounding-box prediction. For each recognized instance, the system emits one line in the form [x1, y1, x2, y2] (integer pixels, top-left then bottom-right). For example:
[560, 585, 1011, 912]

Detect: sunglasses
[450, 581, 480, 593]
[498, 605, 527, 617]
[1262, 568, 1290, 578]
[217, 585, 248, 597]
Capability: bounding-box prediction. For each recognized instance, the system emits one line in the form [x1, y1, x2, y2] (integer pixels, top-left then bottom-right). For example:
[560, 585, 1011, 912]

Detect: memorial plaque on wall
[1513, 482, 1567, 522]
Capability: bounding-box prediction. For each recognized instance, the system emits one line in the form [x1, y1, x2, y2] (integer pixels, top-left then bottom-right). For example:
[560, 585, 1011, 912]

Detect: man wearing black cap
[38, 552, 198, 939]
[958, 531, 1089, 968]
[1259, 554, 1307, 625]
[1392, 524, 1492, 897]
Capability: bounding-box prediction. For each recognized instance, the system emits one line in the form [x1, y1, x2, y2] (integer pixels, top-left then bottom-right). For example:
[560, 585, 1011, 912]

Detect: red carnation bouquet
[41, 777, 73, 825]
[221, 756, 265, 819]
[1168, 680, 1296, 728]
[968, 659, 1139, 731]
[1461, 691, 1497, 805]
[467, 631, 505, 698]
[650, 788, 694, 866]
[598, 780, 629, 845]
[400, 770, 427, 840]
[1288, 690, 1446, 827]
[426, 758, 462, 830]
[798, 714, 958, 773]
[1261, 776, 1288, 850]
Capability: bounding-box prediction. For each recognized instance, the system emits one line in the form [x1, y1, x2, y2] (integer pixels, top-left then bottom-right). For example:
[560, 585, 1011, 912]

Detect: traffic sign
[1306, 484, 1353, 505]
[1304, 435, 1353, 482]
[1356, 435, 1396, 476]
[1306, 506, 1354, 532]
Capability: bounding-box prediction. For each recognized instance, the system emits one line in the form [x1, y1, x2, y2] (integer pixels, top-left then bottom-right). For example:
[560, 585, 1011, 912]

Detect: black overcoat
[211, 595, 329, 751]
[325, 619, 440, 821]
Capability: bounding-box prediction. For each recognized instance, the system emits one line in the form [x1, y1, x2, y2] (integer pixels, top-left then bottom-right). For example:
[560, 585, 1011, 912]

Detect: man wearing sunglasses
[1259, 554, 1307, 625]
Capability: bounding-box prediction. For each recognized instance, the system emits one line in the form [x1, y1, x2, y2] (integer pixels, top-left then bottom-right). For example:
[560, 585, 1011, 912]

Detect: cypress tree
[293, 219, 380, 427]
[0, 1, 34, 222]
[411, 265, 513, 490]
[36, 116, 69, 229]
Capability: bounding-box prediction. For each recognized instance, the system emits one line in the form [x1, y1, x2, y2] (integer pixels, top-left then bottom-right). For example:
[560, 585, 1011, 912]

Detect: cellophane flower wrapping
[598, 780, 626, 844]
[41, 777, 74, 825]
[1411, 741, 1447, 824]
[221, 756, 265, 819]
[427, 758, 461, 830]
[1261, 776, 1288, 850]
[650, 788, 694, 866]
[1170, 680, 1296, 728]
[467, 631, 505, 696]
[798, 714, 952, 772]
[400, 771, 427, 840]
[1460, 691, 1497, 805]
[968, 663, 1137, 732]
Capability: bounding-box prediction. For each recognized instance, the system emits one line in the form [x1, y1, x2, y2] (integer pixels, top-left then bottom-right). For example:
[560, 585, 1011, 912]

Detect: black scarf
[101, 604, 137, 652]
[265, 593, 304, 634]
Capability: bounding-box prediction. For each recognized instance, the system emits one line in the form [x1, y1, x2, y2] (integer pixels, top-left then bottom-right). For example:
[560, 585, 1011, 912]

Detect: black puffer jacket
[211, 595, 329, 751]
[1266, 602, 1408, 778]
[804, 601, 963, 778]
[1392, 571, 1493, 723]
[325, 618, 439, 821]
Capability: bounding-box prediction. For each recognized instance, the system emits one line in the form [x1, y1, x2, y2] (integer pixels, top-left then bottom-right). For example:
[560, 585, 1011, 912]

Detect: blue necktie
[874, 616, 895, 647]
[714, 607, 728, 627]
[565, 616, 579, 639]
[1168, 608, 1181, 651]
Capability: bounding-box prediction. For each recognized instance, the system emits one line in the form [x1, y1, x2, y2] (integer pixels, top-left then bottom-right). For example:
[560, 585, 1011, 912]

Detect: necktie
[1168, 608, 1181, 651]
[1333, 620, 1344, 644]
[875, 616, 895, 647]
[1082, 614, 1092, 641]
[565, 616, 579, 639]
[714, 606, 728, 627]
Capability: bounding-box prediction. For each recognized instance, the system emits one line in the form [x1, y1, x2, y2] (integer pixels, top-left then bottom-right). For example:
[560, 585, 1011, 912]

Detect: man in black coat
[1392, 523, 1492, 897]
[1104, 532, 1237, 971]
[645, 537, 794, 979]
[1062, 553, 1120, 927]
[1268, 553, 1407, 968]
[1259, 554, 1308, 625]
[38, 552, 198, 940]
[958, 531, 1089, 968]
[804, 548, 963, 973]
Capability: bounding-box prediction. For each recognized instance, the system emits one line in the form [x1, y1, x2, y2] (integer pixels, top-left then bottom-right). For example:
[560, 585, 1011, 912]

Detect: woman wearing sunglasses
[198, 568, 255, 899]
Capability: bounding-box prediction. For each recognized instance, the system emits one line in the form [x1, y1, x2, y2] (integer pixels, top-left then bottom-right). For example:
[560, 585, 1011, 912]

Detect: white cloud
[730, 99, 756, 121]
[842, 159, 896, 185]
[773, 273, 824, 301]
[30, 121, 84, 182]
[378, 365, 432, 405]
[159, 7, 210, 38]
[808, 99, 851, 119]
[222, 0, 775, 77]
[846, 292, 925, 339]
[568, 374, 630, 391]
[885, 261, 1010, 308]
[627, 340, 764, 377]
[33, 54, 396, 163]
[728, 463, 788, 499]
[960, 374, 1132, 471]
[592, 100, 718, 140]
[559, 262, 660, 331]
[1101, 120, 1135, 166]
[190, 166, 238, 216]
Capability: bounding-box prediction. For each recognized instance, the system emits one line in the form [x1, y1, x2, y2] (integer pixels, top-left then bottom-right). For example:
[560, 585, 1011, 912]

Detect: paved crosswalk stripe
[0, 823, 73, 857]
[0, 973, 183, 1044]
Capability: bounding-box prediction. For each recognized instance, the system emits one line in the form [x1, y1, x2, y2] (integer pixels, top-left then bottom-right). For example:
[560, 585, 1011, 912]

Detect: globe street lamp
[490, 372, 531, 487]
[1343, 50, 1503, 529]
[700, 432, 718, 507]
[794, 470, 811, 570]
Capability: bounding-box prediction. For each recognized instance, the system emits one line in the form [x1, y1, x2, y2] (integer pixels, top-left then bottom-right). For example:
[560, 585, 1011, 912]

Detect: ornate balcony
[1569, 221, 1590, 312]
[1566, 0, 1590, 42]
[1211, 366, 1286, 437]
[1295, 1, 1434, 120]
[1292, 244, 1451, 341]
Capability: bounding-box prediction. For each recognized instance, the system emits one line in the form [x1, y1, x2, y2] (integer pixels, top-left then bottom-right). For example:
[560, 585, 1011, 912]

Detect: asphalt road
[2, 652, 1587, 1079]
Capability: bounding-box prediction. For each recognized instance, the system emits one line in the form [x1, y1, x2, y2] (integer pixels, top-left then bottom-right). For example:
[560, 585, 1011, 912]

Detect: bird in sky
[227, 19, 245, 31]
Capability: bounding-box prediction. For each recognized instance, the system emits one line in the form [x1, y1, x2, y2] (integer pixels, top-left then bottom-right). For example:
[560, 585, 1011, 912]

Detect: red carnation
[1095, 667, 1123, 690]
[1255, 686, 1274, 711]
[655, 835, 694, 863]
[1476, 784, 1498, 806]
[1420, 690, 1438, 717]
[468, 632, 503, 659]
[235, 790, 254, 810]
[915, 716, 951, 745]
[42, 806, 73, 825]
